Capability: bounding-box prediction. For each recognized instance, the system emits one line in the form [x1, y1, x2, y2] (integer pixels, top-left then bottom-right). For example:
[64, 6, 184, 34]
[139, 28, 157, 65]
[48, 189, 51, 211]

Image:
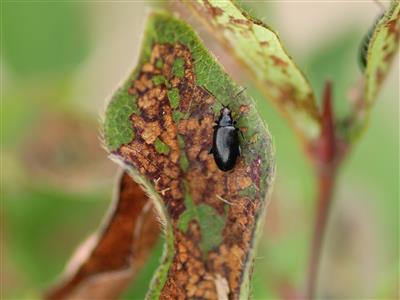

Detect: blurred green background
[2, 1, 398, 299]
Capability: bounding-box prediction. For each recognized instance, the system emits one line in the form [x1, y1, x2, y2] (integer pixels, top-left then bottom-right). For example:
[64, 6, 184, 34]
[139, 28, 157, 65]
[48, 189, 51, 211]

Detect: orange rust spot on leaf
[139, 120, 162, 144]
[238, 176, 252, 189]
[239, 104, 250, 114]
[142, 62, 155, 73]
[203, 0, 224, 17]
[387, 18, 399, 35]
[270, 55, 288, 67]
[229, 15, 252, 28]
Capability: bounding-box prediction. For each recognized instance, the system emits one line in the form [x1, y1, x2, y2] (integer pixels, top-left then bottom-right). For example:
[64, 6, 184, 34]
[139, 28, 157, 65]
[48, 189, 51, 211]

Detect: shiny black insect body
[210, 106, 241, 172]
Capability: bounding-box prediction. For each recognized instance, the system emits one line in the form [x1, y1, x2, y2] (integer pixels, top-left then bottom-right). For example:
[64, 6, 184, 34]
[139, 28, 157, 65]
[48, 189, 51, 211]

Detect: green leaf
[342, 1, 399, 142]
[103, 12, 275, 299]
[167, 88, 180, 109]
[172, 57, 185, 78]
[154, 138, 170, 154]
[178, 181, 226, 256]
[185, 0, 320, 142]
[365, 0, 400, 106]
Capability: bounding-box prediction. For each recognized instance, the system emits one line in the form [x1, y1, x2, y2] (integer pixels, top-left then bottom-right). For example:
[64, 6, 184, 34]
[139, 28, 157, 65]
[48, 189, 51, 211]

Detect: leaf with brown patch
[103, 12, 275, 300]
[365, 0, 399, 106]
[344, 0, 400, 141]
[44, 171, 159, 300]
[184, 0, 320, 145]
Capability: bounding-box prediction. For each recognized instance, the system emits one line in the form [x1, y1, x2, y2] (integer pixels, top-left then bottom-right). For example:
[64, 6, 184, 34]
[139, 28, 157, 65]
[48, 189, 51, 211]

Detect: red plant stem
[306, 165, 337, 299]
[306, 81, 339, 299]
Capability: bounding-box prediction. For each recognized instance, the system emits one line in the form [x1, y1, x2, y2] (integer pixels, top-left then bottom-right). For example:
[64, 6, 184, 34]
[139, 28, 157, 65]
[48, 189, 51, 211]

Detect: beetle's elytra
[210, 106, 241, 172]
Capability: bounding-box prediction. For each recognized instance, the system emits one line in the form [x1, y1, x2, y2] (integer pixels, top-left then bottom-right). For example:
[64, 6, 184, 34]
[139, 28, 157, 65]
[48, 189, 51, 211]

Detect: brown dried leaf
[45, 171, 159, 300]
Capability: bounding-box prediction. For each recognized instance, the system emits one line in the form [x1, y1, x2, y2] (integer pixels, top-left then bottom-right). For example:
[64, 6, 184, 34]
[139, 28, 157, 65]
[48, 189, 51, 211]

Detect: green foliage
[152, 74, 169, 86]
[345, 1, 399, 142]
[155, 58, 164, 69]
[179, 182, 226, 255]
[167, 88, 180, 109]
[2, 2, 90, 75]
[172, 57, 185, 78]
[365, 1, 399, 106]
[103, 88, 138, 151]
[4, 186, 109, 289]
[172, 110, 185, 122]
[154, 138, 170, 154]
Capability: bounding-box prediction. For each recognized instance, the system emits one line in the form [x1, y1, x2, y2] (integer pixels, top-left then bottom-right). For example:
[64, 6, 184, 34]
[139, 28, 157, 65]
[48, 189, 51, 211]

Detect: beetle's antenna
[202, 86, 227, 107]
[215, 97, 227, 108]
[233, 87, 247, 99]
[372, 0, 385, 13]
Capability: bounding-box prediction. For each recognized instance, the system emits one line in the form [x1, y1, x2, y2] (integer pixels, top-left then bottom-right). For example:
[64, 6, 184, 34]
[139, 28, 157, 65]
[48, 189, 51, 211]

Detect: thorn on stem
[318, 80, 336, 166]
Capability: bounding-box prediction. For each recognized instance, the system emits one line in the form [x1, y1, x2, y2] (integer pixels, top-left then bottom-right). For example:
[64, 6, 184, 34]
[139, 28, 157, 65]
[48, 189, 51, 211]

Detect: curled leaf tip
[344, 0, 399, 142]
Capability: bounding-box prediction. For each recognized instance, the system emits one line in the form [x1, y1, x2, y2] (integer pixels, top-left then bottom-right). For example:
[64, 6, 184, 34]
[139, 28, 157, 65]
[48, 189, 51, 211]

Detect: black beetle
[210, 105, 241, 172]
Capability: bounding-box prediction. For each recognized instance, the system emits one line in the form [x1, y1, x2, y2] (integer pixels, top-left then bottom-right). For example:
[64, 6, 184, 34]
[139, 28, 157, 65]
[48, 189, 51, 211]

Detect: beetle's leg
[239, 128, 245, 140]
[209, 147, 213, 154]
[238, 128, 256, 155]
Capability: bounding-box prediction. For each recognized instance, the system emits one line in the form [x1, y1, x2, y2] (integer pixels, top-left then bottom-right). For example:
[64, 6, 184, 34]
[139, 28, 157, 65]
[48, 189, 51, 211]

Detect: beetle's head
[218, 106, 234, 126]
[220, 106, 231, 116]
